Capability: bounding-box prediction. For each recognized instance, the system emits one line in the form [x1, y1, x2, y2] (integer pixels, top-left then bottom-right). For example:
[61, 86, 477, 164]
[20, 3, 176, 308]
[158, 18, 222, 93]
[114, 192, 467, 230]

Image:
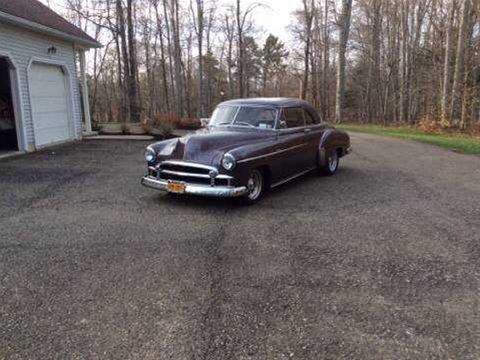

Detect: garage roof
[0, 0, 101, 48]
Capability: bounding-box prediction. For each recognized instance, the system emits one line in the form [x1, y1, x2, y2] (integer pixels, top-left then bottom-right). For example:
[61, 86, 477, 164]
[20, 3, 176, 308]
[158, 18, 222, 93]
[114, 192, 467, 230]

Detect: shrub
[179, 117, 201, 130]
[155, 121, 174, 137]
[154, 112, 182, 128]
[418, 118, 442, 134]
[153, 112, 201, 131]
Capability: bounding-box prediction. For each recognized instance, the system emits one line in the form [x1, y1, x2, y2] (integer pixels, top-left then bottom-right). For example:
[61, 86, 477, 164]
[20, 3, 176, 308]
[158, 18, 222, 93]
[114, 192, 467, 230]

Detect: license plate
[167, 181, 186, 194]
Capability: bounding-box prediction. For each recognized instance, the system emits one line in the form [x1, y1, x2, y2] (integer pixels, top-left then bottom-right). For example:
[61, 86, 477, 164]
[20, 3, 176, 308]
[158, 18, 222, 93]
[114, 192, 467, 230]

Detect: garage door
[30, 63, 72, 147]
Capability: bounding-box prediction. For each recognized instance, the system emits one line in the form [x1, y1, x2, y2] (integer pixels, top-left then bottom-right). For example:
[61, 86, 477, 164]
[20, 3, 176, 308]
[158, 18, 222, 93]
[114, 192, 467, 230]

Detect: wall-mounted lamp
[47, 46, 57, 55]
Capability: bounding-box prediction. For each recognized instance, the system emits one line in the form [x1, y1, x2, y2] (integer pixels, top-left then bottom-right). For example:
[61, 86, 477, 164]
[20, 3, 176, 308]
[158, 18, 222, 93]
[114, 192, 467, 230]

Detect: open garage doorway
[0, 57, 18, 152]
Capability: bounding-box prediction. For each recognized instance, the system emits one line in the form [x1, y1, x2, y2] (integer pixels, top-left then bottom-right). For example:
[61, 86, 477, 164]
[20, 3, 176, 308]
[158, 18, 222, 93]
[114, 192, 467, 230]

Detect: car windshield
[209, 106, 278, 129]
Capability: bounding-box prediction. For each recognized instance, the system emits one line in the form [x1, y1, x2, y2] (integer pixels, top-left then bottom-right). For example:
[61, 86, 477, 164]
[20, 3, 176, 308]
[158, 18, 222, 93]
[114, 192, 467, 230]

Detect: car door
[303, 108, 327, 166]
[274, 107, 309, 180]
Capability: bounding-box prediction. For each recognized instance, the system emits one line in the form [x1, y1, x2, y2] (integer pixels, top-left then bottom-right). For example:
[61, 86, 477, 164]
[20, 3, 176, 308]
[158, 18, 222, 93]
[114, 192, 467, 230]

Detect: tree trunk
[225, 15, 235, 98]
[440, 1, 456, 126]
[236, 0, 245, 97]
[194, 0, 206, 118]
[116, 0, 131, 122]
[450, 0, 471, 125]
[322, 0, 330, 121]
[154, 1, 170, 113]
[301, 0, 314, 101]
[398, 0, 409, 123]
[163, 0, 176, 113]
[170, 0, 184, 116]
[126, 0, 140, 123]
[335, 0, 353, 123]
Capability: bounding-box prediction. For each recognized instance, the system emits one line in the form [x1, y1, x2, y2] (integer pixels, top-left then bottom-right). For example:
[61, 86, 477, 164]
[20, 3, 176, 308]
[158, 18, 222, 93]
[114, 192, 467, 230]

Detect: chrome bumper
[141, 176, 248, 198]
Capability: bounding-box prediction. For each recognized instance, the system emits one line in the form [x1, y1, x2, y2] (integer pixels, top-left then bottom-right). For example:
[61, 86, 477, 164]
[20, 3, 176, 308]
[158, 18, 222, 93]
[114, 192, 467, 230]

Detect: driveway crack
[197, 207, 230, 360]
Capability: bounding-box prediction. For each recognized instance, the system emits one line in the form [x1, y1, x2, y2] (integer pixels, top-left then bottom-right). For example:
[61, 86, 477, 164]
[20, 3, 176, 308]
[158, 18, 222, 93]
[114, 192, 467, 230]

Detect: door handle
[304, 128, 311, 134]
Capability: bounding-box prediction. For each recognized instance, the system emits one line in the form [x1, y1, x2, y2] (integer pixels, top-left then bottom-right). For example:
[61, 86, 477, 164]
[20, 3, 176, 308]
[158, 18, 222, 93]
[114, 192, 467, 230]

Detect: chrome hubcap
[247, 170, 263, 201]
[328, 152, 338, 172]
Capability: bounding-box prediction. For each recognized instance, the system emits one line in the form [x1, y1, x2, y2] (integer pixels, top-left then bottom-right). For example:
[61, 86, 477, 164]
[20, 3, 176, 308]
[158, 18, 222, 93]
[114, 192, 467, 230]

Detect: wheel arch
[318, 129, 335, 167]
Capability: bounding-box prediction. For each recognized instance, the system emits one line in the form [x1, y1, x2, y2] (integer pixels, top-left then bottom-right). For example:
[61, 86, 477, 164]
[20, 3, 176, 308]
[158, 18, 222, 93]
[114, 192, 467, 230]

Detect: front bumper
[141, 176, 248, 198]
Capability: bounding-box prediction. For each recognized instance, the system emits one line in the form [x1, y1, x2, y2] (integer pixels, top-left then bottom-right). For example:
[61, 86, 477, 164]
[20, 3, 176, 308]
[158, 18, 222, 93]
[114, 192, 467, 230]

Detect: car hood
[155, 127, 275, 165]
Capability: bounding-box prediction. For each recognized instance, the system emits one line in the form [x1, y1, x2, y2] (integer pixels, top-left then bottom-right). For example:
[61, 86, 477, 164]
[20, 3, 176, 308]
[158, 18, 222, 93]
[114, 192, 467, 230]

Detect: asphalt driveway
[0, 134, 479, 359]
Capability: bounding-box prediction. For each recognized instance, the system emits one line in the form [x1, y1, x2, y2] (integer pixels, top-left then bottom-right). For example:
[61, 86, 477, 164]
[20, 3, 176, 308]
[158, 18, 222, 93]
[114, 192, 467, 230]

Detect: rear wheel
[319, 149, 339, 176]
[240, 169, 264, 204]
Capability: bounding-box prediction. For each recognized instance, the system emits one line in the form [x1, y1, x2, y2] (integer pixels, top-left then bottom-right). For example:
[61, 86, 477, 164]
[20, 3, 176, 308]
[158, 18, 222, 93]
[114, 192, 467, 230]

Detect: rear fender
[318, 129, 335, 167]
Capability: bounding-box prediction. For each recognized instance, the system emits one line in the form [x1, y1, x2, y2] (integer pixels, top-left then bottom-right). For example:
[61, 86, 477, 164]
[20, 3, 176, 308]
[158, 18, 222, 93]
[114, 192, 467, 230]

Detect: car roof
[218, 98, 322, 122]
[219, 98, 313, 108]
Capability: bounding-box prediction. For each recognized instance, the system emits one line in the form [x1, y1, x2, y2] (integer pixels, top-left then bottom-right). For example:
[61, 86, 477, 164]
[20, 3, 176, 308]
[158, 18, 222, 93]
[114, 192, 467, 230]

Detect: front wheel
[318, 149, 339, 176]
[240, 169, 265, 205]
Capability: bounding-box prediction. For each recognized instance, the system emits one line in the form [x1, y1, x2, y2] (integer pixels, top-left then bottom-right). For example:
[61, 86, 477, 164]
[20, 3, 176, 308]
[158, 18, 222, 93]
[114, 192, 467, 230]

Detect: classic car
[141, 98, 351, 203]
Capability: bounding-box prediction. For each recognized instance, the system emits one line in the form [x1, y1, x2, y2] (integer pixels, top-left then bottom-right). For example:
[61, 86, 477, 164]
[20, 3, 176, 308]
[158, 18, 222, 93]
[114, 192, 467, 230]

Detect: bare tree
[441, 0, 457, 126]
[191, 0, 206, 117]
[450, 0, 472, 125]
[59, 0, 480, 132]
[126, 0, 141, 122]
[335, 0, 353, 123]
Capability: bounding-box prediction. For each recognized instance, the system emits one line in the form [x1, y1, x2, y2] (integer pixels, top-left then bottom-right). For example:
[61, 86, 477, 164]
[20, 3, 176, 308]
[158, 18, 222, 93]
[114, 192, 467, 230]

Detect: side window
[304, 110, 316, 125]
[282, 108, 305, 128]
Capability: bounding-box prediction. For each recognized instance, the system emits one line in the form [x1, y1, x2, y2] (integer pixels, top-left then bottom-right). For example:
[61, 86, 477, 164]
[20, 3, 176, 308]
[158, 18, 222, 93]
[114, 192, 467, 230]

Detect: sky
[220, 0, 300, 41]
[39, 0, 301, 43]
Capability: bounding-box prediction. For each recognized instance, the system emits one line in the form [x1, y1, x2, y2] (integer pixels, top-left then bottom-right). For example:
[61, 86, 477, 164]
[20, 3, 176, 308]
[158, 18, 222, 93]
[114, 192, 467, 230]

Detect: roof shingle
[0, 0, 100, 46]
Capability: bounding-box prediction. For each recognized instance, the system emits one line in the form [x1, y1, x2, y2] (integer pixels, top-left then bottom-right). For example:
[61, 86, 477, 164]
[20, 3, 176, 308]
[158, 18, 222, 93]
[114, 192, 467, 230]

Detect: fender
[318, 129, 335, 167]
[229, 138, 281, 164]
[150, 138, 179, 157]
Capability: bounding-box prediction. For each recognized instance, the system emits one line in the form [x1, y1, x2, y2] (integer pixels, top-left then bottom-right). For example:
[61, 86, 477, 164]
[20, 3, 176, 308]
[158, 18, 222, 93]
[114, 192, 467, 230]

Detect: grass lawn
[336, 124, 480, 155]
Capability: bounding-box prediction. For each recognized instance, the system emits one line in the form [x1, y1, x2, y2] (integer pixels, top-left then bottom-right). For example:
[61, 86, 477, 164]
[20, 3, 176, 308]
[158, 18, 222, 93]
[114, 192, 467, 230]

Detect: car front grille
[150, 161, 232, 187]
[160, 162, 211, 175]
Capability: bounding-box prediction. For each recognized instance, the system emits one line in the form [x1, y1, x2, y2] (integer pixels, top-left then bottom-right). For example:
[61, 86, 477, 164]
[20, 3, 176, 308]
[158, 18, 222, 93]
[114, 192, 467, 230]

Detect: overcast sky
[220, 0, 300, 41]
[40, 0, 301, 43]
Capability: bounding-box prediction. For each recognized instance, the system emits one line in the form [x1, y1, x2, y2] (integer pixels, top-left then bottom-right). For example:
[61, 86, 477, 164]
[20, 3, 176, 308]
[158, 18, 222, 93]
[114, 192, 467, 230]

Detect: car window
[304, 110, 316, 125]
[210, 106, 239, 126]
[233, 107, 277, 129]
[282, 108, 305, 128]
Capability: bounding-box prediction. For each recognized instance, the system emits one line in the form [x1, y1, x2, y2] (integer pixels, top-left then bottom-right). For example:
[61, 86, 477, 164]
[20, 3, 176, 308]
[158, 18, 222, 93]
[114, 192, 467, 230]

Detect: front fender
[227, 139, 279, 185]
[148, 138, 179, 164]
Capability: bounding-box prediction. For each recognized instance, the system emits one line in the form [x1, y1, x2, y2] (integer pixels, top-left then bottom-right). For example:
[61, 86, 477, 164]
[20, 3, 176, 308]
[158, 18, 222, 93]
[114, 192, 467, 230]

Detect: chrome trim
[141, 176, 247, 198]
[160, 169, 233, 180]
[159, 160, 217, 172]
[238, 143, 308, 164]
[271, 167, 316, 188]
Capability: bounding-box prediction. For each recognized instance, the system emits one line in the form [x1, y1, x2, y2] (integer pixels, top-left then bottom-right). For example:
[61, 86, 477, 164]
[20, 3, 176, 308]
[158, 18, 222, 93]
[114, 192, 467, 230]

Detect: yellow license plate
[167, 181, 186, 194]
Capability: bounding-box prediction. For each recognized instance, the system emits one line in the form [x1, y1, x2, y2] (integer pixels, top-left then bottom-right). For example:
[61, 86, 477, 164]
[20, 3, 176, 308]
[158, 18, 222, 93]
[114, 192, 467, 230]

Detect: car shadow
[150, 167, 359, 211]
[265, 167, 357, 196]
[154, 192, 236, 211]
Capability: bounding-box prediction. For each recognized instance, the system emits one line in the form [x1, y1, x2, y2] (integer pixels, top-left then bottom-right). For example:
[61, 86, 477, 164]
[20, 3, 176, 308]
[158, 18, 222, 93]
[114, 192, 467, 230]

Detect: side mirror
[200, 118, 210, 128]
[279, 120, 287, 129]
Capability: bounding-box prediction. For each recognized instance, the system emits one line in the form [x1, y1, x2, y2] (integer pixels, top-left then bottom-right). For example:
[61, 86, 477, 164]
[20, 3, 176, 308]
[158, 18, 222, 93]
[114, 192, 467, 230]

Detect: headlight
[145, 147, 156, 163]
[222, 153, 236, 171]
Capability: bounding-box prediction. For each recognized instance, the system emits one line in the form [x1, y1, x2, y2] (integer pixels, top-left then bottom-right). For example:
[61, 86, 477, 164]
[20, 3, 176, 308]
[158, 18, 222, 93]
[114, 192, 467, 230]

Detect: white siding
[0, 21, 82, 150]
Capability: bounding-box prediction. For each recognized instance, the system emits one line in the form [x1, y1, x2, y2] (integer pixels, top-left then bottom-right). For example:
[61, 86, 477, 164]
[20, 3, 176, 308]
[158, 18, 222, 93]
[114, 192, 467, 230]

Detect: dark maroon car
[141, 98, 351, 203]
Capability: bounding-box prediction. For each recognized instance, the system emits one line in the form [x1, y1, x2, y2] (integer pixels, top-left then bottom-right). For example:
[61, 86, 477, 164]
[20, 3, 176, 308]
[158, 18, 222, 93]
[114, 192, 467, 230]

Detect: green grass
[336, 124, 480, 155]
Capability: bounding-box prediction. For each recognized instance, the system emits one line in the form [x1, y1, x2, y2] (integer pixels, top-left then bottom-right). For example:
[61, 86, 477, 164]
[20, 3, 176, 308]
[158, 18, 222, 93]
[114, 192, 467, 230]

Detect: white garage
[0, 0, 100, 155]
[30, 63, 73, 147]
